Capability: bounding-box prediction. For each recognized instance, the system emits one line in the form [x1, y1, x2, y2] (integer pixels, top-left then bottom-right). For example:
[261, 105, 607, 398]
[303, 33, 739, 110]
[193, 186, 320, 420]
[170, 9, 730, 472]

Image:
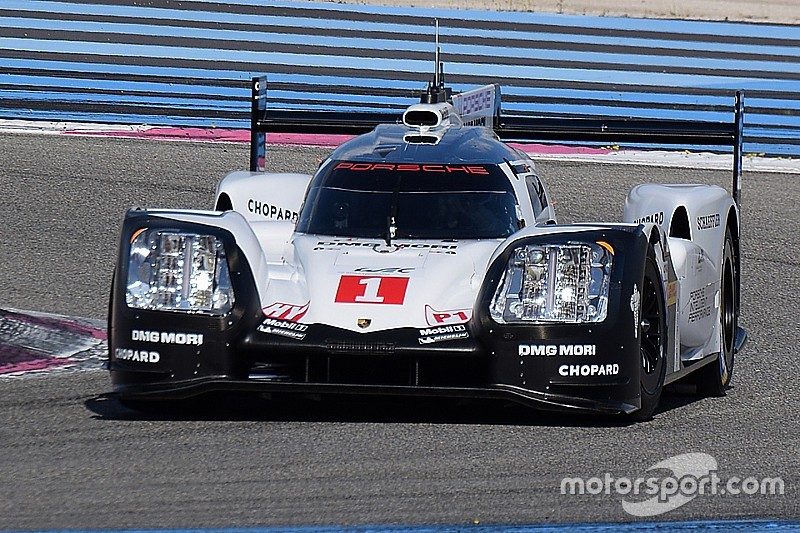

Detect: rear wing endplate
[249, 76, 744, 206]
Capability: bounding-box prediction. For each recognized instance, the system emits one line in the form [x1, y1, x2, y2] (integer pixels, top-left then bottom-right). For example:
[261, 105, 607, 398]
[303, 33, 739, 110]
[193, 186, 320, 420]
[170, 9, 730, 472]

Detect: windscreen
[296, 162, 519, 240]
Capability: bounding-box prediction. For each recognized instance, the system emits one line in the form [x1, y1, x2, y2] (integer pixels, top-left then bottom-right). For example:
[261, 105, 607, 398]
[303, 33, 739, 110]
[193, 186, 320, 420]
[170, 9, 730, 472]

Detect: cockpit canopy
[296, 161, 520, 240]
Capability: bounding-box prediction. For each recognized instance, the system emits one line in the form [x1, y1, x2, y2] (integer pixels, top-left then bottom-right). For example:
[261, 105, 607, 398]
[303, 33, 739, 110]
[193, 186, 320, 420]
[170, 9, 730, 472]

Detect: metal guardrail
[1, 0, 799, 155]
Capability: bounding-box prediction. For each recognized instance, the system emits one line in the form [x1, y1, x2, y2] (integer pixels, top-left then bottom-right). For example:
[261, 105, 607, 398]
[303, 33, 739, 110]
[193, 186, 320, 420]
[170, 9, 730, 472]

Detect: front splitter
[114, 377, 637, 415]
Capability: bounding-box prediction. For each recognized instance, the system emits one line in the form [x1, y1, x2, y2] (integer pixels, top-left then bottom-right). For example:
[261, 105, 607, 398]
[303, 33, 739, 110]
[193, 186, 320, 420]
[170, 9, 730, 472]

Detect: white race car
[109, 72, 746, 419]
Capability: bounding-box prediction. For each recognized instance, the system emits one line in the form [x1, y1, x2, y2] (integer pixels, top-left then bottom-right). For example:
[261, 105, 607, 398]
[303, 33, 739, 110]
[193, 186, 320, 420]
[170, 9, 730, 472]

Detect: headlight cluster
[490, 242, 612, 324]
[126, 229, 235, 315]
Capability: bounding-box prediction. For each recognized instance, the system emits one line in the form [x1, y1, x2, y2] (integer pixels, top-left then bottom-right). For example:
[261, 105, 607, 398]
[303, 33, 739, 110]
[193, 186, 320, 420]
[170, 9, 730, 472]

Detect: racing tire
[630, 250, 667, 421]
[696, 227, 737, 397]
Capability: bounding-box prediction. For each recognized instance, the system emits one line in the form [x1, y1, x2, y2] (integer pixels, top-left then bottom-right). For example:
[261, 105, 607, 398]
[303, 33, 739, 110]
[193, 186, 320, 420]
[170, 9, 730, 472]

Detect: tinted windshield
[296, 162, 519, 239]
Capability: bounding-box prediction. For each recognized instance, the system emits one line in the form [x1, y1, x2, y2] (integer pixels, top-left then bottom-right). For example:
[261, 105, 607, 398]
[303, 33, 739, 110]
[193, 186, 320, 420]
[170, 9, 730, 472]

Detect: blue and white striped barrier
[1, 0, 799, 155]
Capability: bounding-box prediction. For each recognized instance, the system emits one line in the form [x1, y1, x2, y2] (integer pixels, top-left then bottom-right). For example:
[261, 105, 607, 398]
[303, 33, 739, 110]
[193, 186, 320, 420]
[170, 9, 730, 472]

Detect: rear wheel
[630, 251, 667, 421]
[696, 227, 736, 396]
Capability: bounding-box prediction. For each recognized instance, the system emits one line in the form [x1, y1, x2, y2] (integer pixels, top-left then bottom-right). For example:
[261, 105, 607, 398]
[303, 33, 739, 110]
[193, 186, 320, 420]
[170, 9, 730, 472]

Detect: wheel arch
[725, 206, 741, 318]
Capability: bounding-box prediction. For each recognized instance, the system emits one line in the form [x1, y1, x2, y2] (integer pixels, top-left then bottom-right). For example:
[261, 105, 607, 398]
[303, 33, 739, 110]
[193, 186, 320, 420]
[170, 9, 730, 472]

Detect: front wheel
[696, 226, 737, 396]
[630, 250, 667, 421]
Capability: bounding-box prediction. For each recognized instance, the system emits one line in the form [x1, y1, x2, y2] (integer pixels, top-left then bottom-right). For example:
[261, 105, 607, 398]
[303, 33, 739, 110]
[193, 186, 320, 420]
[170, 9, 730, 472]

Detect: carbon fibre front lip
[114, 377, 637, 414]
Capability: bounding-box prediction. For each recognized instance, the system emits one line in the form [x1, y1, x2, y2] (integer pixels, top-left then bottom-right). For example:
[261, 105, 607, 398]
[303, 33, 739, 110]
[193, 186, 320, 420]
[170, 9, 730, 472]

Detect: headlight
[125, 229, 235, 315]
[490, 242, 612, 324]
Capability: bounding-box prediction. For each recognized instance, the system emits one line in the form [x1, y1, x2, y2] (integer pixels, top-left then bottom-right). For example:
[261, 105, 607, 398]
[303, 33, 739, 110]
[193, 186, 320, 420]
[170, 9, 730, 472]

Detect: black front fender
[475, 226, 651, 409]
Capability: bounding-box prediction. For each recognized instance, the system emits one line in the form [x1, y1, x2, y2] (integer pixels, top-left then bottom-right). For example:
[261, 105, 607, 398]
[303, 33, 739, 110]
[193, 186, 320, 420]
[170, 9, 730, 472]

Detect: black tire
[696, 227, 737, 396]
[107, 270, 115, 366]
[630, 250, 667, 421]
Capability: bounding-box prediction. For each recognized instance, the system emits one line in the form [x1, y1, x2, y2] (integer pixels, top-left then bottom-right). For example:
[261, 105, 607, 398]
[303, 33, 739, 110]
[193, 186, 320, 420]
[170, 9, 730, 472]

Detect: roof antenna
[420, 19, 451, 104]
[434, 19, 440, 88]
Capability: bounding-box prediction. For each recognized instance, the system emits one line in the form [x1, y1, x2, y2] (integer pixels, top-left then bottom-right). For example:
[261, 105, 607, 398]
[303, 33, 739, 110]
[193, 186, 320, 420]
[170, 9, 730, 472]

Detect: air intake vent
[249, 362, 293, 381]
[403, 134, 441, 145]
[403, 110, 439, 127]
[401, 102, 458, 129]
[325, 340, 395, 355]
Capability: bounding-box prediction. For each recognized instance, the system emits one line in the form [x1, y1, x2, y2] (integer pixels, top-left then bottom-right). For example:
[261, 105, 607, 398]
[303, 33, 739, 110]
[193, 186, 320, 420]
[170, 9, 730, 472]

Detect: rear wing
[249, 76, 744, 206]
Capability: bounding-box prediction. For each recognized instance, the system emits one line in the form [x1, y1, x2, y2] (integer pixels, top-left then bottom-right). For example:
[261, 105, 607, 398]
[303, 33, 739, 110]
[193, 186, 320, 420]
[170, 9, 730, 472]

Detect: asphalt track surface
[0, 134, 797, 529]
